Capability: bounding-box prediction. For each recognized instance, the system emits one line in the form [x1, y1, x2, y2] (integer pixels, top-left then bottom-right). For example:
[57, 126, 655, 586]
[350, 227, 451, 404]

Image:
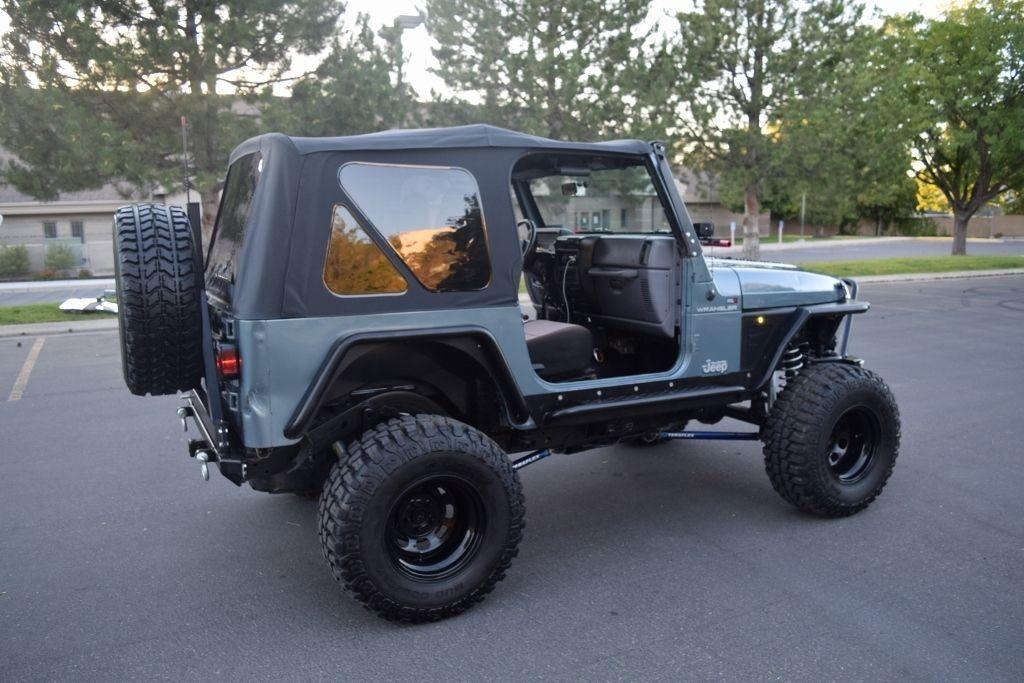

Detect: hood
[707, 257, 845, 310]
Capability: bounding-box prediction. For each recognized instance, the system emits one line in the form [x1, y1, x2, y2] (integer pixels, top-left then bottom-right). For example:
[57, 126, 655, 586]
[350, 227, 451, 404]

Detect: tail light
[215, 346, 240, 379]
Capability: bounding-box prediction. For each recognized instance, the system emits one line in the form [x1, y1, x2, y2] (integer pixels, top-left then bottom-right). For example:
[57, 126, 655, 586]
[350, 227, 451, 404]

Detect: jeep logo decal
[702, 359, 729, 374]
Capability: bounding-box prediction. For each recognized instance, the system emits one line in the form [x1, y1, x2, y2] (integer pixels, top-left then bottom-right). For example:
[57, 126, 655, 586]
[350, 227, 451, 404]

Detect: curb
[0, 318, 118, 338]
[851, 268, 1024, 284]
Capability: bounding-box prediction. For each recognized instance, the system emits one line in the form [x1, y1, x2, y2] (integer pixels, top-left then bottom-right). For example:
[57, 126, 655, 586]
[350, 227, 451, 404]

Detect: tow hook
[177, 406, 189, 432]
[195, 451, 211, 481]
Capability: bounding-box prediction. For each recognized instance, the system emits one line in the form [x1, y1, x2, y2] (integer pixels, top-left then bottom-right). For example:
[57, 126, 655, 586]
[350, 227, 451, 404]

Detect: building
[0, 149, 187, 276]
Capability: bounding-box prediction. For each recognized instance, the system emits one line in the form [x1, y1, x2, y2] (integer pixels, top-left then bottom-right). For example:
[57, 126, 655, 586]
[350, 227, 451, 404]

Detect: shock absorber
[780, 341, 808, 385]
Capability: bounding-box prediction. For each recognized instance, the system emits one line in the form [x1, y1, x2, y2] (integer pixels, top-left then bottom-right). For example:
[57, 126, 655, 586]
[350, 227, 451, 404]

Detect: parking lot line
[8, 337, 45, 402]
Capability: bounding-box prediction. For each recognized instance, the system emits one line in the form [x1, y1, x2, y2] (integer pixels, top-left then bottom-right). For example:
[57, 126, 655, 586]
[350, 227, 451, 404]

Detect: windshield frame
[510, 151, 683, 239]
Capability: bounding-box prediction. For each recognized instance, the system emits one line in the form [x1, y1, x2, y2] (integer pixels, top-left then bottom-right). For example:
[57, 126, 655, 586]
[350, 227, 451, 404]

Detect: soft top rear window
[206, 152, 262, 301]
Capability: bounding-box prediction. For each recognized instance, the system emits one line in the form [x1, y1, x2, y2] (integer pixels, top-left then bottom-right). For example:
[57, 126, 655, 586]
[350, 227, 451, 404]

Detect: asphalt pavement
[1, 276, 1022, 680]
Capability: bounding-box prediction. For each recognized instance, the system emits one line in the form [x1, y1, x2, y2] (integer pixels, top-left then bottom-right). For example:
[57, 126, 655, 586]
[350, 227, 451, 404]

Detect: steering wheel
[517, 219, 538, 270]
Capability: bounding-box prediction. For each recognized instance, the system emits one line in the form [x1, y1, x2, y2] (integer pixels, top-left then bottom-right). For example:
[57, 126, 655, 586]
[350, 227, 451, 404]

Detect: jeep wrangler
[112, 125, 900, 622]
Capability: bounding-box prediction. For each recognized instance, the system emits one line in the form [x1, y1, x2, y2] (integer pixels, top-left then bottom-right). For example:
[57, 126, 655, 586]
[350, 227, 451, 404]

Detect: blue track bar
[660, 431, 760, 440]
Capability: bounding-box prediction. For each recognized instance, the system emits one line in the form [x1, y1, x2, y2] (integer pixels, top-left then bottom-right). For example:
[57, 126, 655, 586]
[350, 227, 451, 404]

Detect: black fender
[283, 326, 530, 439]
[747, 299, 870, 392]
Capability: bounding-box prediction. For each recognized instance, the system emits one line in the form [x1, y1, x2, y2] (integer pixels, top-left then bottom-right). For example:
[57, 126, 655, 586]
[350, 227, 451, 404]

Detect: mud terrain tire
[318, 414, 525, 622]
[763, 362, 899, 517]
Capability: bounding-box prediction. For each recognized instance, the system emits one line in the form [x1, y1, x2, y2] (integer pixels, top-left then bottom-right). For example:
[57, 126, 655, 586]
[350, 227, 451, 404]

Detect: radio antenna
[180, 115, 192, 204]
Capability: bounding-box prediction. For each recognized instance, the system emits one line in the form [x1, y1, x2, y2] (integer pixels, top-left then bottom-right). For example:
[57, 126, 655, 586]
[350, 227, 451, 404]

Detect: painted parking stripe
[8, 337, 45, 402]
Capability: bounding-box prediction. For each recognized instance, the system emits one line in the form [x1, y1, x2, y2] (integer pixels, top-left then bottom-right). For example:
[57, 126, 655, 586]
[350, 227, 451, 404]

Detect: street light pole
[391, 13, 425, 128]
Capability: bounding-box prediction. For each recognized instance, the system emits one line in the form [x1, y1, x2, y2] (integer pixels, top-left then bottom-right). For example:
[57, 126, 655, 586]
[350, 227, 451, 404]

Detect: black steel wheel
[762, 362, 899, 517]
[388, 475, 485, 581]
[827, 406, 880, 484]
[318, 414, 524, 622]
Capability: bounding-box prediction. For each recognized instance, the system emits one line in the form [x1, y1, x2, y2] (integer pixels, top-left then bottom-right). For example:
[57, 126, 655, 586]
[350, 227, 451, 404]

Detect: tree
[0, 1, 342, 239]
[771, 15, 917, 237]
[425, 0, 653, 140]
[893, 1, 1024, 255]
[671, 0, 867, 259]
[262, 15, 418, 136]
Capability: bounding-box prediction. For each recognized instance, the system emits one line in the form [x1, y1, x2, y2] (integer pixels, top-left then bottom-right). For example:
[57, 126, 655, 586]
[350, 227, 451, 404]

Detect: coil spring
[780, 342, 808, 384]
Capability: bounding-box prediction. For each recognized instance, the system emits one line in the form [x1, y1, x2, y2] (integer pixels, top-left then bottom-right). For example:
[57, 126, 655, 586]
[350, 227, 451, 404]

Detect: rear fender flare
[284, 326, 529, 439]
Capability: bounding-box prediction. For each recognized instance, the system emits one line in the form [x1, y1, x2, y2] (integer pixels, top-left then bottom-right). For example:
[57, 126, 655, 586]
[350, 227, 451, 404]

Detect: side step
[544, 384, 746, 427]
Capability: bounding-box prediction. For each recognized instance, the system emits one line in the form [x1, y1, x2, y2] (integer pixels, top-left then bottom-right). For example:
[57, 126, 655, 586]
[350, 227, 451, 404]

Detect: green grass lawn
[0, 302, 117, 326]
[800, 255, 1024, 278]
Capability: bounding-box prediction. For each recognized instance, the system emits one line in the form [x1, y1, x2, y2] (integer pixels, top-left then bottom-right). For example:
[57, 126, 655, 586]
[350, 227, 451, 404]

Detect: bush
[0, 245, 31, 278]
[77, 267, 93, 278]
[33, 268, 57, 280]
[44, 243, 77, 274]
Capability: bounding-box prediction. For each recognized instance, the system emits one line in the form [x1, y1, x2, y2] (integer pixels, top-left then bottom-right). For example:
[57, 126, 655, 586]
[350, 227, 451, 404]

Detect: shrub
[77, 267, 93, 278]
[33, 268, 57, 280]
[44, 243, 77, 274]
[0, 245, 31, 278]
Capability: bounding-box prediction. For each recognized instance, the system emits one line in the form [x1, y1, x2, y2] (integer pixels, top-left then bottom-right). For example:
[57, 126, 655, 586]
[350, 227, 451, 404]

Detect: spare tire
[113, 203, 204, 396]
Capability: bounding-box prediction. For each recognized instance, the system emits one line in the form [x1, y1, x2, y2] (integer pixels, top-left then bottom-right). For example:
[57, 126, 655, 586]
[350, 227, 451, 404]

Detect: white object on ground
[59, 295, 118, 314]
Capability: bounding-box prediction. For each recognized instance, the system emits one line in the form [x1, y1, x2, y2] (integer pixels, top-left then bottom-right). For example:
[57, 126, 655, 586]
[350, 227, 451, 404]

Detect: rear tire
[112, 203, 203, 396]
[762, 363, 900, 517]
[317, 414, 525, 622]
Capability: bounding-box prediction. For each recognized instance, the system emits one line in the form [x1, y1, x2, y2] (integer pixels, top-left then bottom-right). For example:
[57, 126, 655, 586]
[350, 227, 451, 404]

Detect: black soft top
[217, 125, 659, 320]
[228, 124, 652, 164]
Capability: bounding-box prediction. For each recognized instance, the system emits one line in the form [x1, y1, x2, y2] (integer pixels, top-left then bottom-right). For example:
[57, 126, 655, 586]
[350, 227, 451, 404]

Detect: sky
[0, 1, 949, 98]
[337, 0, 949, 98]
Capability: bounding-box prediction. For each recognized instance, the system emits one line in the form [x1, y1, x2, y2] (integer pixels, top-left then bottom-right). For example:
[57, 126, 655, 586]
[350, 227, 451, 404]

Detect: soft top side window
[323, 205, 408, 296]
[206, 152, 262, 301]
[338, 163, 491, 292]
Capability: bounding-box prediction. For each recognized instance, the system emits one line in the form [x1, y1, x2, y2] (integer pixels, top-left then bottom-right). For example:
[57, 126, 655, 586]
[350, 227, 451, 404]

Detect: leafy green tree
[670, 0, 866, 258]
[892, 1, 1024, 255]
[261, 15, 417, 136]
[425, 0, 652, 140]
[771, 17, 917, 237]
[0, 0, 342, 239]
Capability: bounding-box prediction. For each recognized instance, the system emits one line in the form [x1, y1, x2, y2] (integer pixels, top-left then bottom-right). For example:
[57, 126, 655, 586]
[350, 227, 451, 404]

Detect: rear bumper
[180, 390, 246, 486]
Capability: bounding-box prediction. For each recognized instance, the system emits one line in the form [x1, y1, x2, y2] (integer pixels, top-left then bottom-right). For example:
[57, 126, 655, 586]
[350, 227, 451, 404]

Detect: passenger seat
[523, 319, 595, 381]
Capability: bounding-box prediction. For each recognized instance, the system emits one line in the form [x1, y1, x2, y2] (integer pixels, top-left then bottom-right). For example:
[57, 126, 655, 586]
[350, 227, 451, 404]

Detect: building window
[323, 205, 407, 296]
[71, 221, 84, 241]
[338, 162, 491, 292]
[620, 208, 628, 229]
[43, 221, 57, 239]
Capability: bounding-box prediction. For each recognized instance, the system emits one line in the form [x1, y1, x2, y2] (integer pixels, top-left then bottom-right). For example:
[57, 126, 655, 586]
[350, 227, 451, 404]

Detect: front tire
[762, 363, 900, 517]
[317, 415, 525, 622]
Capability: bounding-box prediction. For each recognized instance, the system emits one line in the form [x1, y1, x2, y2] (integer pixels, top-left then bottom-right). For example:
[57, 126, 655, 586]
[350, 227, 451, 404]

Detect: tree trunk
[741, 183, 760, 260]
[952, 210, 970, 255]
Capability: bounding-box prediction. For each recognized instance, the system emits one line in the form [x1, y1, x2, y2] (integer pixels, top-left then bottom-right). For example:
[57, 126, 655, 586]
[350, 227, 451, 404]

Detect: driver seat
[523, 319, 595, 381]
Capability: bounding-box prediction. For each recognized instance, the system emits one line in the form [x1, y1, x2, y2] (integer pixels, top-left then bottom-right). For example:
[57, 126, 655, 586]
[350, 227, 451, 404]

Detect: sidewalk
[713, 235, 996, 255]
